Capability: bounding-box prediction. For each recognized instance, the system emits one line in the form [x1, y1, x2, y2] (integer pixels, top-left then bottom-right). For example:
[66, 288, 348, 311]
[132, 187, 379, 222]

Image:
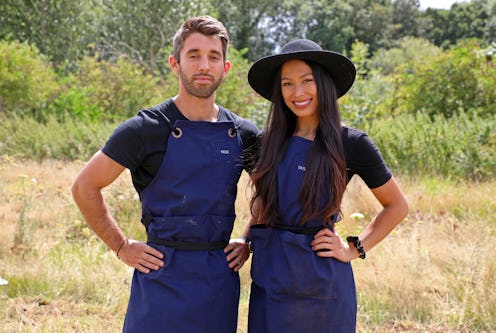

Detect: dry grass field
[1, 156, 495, 332]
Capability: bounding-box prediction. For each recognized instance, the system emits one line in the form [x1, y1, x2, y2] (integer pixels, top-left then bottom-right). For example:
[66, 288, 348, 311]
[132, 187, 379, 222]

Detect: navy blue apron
[123, 119, 243, 333]
[248, 136, 357, 333]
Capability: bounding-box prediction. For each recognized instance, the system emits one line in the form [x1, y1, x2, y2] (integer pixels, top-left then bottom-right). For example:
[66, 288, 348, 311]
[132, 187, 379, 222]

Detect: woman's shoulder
[340, 124, 383, 160]
[341, 124, 369, 145]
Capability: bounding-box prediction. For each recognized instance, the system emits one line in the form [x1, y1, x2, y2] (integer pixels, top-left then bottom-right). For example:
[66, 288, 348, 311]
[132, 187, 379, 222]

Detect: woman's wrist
[346, 236, 366, 259]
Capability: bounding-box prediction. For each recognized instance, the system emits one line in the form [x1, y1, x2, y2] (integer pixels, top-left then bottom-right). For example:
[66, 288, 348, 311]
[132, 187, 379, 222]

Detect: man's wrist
[116, 238, 128, 259]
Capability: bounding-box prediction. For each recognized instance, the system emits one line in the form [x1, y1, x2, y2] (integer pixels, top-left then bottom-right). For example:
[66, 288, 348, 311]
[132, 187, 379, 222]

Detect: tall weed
[363, 112, 496, 180]
[0, 114, 117, 161]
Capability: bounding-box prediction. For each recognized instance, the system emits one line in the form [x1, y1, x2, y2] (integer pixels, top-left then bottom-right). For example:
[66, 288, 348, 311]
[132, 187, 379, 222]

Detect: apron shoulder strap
[147, 100, 182, 137]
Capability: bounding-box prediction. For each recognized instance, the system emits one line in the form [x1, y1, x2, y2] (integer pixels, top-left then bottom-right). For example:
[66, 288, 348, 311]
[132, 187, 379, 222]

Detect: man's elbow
[71, 178, 83, 204]
[398, 197, 409, 221]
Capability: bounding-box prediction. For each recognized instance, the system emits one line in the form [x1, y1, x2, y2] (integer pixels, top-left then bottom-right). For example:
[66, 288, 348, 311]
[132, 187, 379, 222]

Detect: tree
[445, 0, 488, 45]
[369, 37, 441, 75]
[390, 0, 421, 40]
[348, 0, 392, 52]
[212, 0, 280, 61]
[0, 0, 97, 67]
[418, 0, 489, 48]
[484, 0, 496, 42]
[94, 0, 213, 77]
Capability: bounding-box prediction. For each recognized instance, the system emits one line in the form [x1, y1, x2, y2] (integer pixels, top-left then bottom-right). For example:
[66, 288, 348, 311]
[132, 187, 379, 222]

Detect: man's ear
[223, 60, 232, 78]
[169, 55, 179, 74]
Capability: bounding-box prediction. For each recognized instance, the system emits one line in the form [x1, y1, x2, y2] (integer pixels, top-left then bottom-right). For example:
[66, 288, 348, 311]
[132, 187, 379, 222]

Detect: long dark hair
[250, 61, 347, 226]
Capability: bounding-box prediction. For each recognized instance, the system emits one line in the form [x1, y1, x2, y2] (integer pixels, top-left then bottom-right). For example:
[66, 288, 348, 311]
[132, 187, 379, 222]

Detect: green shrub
[363, 112, 496, 180]
[369, 37, 442, 75]
[341, 72, 395, 127]
[0, 114, 117, 161]
[0, 40, 59, 115]
[393, 39, 496, 119]
[43, 74, 103, 123]
[73, 55, 164, 121]
[217, 48, 268, 122]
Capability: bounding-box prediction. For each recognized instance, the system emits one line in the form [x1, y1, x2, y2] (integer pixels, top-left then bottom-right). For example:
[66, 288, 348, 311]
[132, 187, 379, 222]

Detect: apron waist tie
[148, 237, 228, 251]
[251, 224, 330, 234]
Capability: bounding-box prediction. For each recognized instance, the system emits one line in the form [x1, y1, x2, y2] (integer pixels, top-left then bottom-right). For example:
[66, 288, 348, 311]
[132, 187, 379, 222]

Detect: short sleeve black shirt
[101, 99, 259, 193]
[342, 126, 392, 188]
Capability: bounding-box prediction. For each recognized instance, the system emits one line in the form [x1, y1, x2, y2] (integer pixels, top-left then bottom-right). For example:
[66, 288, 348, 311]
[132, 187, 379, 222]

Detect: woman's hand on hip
[311, 229, 356, 262]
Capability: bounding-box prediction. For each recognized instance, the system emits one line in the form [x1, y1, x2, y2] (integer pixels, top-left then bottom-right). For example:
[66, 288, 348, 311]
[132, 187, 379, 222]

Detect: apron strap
[148, 237, 228, 251]
[157, 110, 181, 137]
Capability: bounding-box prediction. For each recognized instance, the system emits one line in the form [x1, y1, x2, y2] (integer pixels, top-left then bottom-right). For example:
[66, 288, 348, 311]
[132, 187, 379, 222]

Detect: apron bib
[123, 120, 243, 333]
[248, 136, 357, 333]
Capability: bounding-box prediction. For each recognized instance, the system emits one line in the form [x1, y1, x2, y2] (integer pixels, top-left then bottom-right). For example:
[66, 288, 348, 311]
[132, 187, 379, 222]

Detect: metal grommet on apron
[248, 136, 357, 333]
[123, 119, 244, 333]
[171, 127, 182, 138]
[228, 127, 237, 138]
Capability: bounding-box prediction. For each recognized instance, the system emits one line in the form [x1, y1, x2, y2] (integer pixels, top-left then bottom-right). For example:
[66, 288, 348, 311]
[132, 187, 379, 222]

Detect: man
[71, 15, 258, 332]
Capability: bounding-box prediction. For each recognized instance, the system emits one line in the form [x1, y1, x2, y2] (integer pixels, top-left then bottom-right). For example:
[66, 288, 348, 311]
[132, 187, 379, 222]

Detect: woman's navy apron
[248, 136, 357, 333]
[123, 119, 243, 333]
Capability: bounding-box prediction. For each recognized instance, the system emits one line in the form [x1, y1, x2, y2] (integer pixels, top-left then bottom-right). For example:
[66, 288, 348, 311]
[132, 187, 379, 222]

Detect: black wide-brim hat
[248, 39, 356, 101]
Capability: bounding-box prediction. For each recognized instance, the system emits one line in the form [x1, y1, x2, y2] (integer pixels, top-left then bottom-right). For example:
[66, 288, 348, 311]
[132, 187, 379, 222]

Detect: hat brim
[248, 50, 356, 101]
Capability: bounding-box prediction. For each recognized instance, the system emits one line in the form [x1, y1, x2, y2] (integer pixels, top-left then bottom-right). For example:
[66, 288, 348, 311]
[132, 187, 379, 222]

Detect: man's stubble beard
[178, 67, 224, 99]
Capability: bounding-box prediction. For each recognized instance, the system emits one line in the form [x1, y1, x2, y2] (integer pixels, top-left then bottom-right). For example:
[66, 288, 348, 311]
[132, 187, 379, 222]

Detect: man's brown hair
[173, 15, 229, 63]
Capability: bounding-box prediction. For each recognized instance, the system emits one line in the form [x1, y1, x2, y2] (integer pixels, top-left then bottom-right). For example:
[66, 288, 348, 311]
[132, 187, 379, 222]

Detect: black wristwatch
[346, 236, 366, 259]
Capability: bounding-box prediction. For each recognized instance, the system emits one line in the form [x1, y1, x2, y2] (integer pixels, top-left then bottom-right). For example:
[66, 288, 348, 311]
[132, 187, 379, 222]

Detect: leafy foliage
[216, 48, 263, 120]
[364, 112, 496, 180]
[0, 0, 97, 67]
[418, 0, 490, 49]
[70, 55, 164, 121]
[0, 40, 58, 115]
[393, 39, 496, 118]
[94, 0, 213, 77]
[0, 113, 116, 161]
[1, 0, 494, 64]
[369, 37, 442, 75]
[0, 0, 495, 180]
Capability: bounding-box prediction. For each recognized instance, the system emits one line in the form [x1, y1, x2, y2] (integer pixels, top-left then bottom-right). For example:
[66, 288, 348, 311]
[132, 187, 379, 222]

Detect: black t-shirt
[101, 99, 259, 193]
[342, 126, 392, 188]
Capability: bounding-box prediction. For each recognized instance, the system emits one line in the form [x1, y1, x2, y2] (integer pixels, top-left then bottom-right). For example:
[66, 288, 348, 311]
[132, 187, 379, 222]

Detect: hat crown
[280, 39, 323, 54]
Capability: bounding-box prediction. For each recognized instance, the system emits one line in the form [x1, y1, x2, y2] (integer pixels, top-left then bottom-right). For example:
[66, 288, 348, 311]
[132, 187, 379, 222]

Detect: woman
[243, 39, 409, 332]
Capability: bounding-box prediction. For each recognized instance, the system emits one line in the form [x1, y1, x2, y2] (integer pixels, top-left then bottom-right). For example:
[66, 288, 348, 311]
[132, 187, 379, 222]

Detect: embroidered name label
[220, 149, 230, 155]
[298, 165, 306, 171]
